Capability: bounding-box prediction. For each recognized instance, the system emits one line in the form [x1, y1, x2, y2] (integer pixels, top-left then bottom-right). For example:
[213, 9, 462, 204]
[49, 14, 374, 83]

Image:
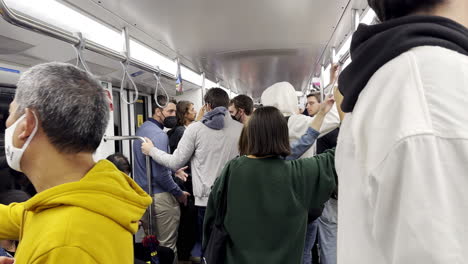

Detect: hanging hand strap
[119, 61, 139, 105]
[152, 67, 169, 108]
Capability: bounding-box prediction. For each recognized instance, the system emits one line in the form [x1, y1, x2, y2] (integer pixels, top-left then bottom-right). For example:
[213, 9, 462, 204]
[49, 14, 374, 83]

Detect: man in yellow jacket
[0, 62, 152, 264]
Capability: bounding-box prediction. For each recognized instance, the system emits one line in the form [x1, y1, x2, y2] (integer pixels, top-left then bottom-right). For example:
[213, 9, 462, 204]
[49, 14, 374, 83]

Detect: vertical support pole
[122, 26, 130, 60]
[320, 65, 325, 103]
[145, 155, 153, 236]
[352, 9, 360, 30]
[201, 72, 205, 106]
[331, 47, 337, 64]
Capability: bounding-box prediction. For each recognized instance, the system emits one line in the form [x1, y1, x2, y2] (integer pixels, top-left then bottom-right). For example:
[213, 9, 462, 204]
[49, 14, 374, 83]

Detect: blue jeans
[318, 199, 338, 264]
[191, 206, 206, 258]
[302, 219, 319, 264]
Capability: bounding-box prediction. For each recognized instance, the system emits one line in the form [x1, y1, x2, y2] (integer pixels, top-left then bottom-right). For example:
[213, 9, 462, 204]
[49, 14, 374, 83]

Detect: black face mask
[163, 116, 178, 129]
[231, 112, 242, 122]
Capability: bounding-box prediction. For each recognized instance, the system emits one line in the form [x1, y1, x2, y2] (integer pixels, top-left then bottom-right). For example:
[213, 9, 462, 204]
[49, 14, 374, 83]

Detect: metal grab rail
[0, 0, 174, 79]
[103, 135, 154, 236]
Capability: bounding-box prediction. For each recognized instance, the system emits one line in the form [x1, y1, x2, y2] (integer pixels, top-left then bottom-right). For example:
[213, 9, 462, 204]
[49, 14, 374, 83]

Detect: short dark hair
[307, 92, 321, 103]
[107, 153, 131, 175]
[368, 0, 445, 21]
[176, 100, 193, 126]
[230, 95, 254, 116]
[152, 95, 176, 115]
[247, 106, 291, 157]
[204, 88, 229, 109]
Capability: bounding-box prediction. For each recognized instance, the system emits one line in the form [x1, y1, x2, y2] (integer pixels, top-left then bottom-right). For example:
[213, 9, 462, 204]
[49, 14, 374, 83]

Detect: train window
[112, 90, 123, 153]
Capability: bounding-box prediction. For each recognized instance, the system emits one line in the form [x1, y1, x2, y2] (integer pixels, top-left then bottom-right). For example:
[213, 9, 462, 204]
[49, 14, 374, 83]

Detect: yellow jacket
[0, 160, 152, 263]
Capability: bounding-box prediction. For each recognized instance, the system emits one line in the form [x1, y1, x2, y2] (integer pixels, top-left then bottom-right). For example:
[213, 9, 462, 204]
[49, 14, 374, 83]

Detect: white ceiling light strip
[205, 79, 218, 89]
[129, 39, 176, 76]
[181, 65, 202, 86]
[5, 0, 122, 52]
[5, 0, 208, 89]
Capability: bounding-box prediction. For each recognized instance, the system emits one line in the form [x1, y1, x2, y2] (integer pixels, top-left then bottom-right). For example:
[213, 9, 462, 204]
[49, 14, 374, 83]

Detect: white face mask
[5, 113, 38, 172]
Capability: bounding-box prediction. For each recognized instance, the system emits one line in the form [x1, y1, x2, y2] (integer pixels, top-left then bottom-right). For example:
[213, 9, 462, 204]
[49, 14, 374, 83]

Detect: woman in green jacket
[203, 106, 337, 264]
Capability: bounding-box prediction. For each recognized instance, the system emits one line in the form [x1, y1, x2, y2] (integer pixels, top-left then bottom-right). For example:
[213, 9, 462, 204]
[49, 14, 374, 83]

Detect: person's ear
[18, 108, 38, 140]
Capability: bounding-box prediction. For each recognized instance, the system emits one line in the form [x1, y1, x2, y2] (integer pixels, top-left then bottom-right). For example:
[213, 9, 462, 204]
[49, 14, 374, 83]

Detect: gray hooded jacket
[148, 107, 243, 206]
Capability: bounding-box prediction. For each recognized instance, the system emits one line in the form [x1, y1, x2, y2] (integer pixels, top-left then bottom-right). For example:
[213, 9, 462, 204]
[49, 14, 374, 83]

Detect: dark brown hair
[368, 0, 445, 21]
[307, 92, 321, 103]
[176, 100, 194, 126]
[107, 153, 131, 175]
[204, 88, 229, 109]
[152, 95, 177, 115]
[230, 95, 254, 115]
[238, 126, 249, 156]
[246, 106, 291, 157]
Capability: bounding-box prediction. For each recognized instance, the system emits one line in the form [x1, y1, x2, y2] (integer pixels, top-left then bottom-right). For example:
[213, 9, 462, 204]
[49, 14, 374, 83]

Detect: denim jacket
[285, 127, 320, 160]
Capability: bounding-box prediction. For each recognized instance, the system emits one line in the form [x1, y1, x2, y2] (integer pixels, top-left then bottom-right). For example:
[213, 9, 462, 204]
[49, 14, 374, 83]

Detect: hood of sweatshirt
[261, 82, 299, 116]
[23, 160, 152, 233]
[202, 107, 228, 130]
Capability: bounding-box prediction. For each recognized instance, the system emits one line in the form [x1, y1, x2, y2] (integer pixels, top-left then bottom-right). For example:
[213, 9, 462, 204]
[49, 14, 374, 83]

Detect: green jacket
[204, 148, 337, 264]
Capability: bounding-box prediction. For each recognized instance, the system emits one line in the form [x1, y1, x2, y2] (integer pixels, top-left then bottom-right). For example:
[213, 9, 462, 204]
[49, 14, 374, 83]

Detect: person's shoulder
[411, 46, 467, 65]
[30, 206, 124, 260]
[137, 121, 161, 134]
[228, 155, 245, 166]
[409, 46, 468, 85]
[225, 117, 243, 131]
[174, 125, 186, 134]
[185, 121, 204, 133]
[45, 206, 125, 237]
[288, 114, 312, 139]
[374, 46, 466, 82]
[289, 114, 312, 124]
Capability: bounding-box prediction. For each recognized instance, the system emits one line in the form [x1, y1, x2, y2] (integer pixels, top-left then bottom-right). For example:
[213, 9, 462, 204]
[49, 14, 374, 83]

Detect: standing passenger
[228, 94, 254, 156]
[228, 95, 254, 125]
[336, 0, 468, 263]
[0, 62, 152, 263]
[167, 100, 198, 262]
[133, 96, 190, 256]
[261, 82, 340, 264]
[141, 88, 243, 260]
[314, 65, 341, 264]
[306, 92, 322, 117]
[203, 106, 337, 264]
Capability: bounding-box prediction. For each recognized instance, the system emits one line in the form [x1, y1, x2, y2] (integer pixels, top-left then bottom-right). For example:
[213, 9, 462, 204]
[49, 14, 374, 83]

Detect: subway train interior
[1, 0, 467, 264]
[0, 0, 374, 161]
[0, 0, 368, 262]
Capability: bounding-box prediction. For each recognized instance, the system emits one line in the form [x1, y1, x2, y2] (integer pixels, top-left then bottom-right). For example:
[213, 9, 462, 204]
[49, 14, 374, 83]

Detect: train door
[129, 92, 152, 135]
[127, 91, 152, 172]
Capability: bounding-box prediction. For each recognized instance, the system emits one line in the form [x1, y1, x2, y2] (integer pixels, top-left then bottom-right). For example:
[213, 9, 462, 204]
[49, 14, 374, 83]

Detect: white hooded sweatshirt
[261, 82, 340, 158]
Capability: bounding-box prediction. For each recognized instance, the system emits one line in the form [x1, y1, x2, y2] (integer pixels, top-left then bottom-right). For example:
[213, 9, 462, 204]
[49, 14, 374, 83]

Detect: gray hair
[15, 62, 109, 153]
